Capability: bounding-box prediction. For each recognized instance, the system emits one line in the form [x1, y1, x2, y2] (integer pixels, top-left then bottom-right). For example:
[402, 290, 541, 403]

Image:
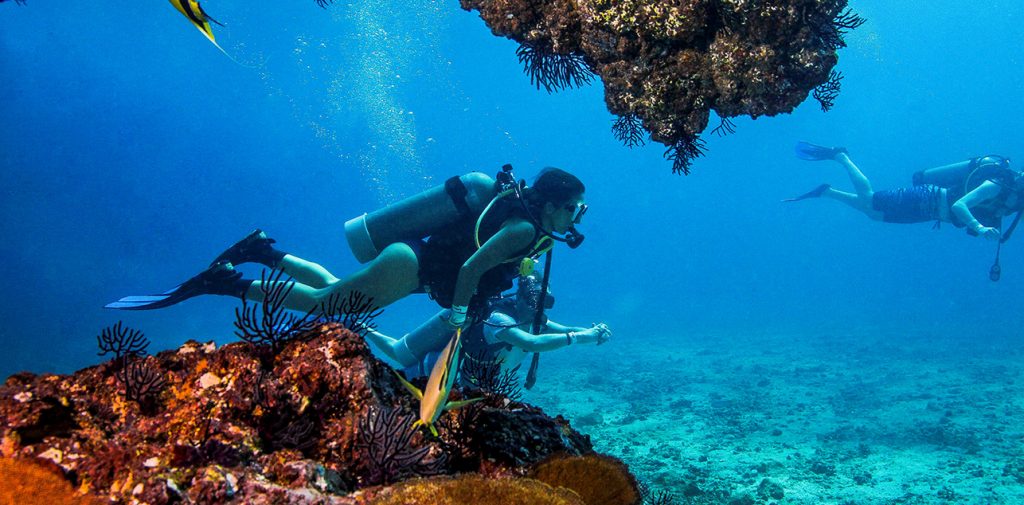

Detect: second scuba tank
[911, 155, 1011, 192]
[344, 172, 497, 263]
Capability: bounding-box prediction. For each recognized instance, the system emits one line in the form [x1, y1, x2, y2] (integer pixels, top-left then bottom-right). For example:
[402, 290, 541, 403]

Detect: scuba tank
[344, 172, 498, 263]
[911, 155, 1012, 194]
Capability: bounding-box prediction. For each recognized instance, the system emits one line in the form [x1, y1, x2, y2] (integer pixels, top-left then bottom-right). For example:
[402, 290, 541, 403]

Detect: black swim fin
[782, 184, 831, 202]
[105, 261, 246, 310]
[210, 229, 282, 268]
[795, 142, 847, 161]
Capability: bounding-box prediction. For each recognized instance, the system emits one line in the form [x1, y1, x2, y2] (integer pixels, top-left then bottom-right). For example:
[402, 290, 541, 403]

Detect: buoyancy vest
[418, 200, 548, 312]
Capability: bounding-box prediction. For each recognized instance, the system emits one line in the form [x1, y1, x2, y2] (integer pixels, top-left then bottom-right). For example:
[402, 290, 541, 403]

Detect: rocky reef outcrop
[0, 323, 632, 504]
[459, 0, 865, 173]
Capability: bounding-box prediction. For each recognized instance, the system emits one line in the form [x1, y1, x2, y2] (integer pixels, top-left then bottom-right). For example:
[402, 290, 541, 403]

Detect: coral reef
[96, 322, 166, 413]
[459, 0, 866, 173]
[0, 323, 602, 503]
[234, 268, 320, 355]
[365, 474, 586, 505]
[319, 291, 385, 339]
[0, 458, 100, 505]
[355, 406, 445, 486]
[530, 453, 641, 505]
[460, 351, 523, 403]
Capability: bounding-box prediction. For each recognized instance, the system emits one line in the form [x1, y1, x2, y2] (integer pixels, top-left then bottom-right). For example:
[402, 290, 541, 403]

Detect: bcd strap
[444, 176, 472, 219]
[524, 250, 554, 390]
[1001, 211, 1023, 244]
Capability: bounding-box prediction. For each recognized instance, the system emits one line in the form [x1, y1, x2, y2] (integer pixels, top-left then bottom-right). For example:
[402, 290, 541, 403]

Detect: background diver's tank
[911, 155, 1010, 190]
[344, 172, 497, 263]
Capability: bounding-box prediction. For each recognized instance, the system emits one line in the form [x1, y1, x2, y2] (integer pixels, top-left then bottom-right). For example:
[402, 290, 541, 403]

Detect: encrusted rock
[0, 324, 605, 504]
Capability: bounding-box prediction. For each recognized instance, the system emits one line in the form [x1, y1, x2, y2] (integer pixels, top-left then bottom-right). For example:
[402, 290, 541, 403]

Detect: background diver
[363, 272, 612, 385]
[107, 167, 589, 333]
[786, 142, 1023, 241]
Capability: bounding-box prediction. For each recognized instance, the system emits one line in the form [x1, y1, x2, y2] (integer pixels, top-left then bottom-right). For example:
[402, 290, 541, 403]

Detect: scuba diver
[786, 143, 1024, 280]
[107, 166, 589, 331]
[786, 142, 1023, 240]
[363, 273, 612, 384]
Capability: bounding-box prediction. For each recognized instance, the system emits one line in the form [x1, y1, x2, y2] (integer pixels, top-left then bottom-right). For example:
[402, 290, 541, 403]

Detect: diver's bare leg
[245, 242, 420, 313]
[835, 153, 873, 203]
[276, 255, 340, 289]
[831, 153, 884, 219]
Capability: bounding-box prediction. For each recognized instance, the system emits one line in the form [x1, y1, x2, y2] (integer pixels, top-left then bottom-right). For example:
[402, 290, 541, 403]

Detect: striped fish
[395, 327, 480, 437]
[168, 0, 224, 49]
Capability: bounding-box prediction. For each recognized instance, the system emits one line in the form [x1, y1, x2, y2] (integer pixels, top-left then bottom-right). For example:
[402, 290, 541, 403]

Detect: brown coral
[0, 458, 100, 505]
[366, 474, 586, 505]
[460, 0, 864, 173]
[0, 324, 598, 504]
[530, 453, 641, 505]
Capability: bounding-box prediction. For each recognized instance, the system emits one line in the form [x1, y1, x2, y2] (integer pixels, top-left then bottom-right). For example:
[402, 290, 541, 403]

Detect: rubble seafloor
[526, 329, 1024, 504]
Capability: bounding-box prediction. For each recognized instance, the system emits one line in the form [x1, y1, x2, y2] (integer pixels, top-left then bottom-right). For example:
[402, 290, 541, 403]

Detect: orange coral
[367, 474, 585, 505]
[0, 458, 100, 505]
[530, 454, 641, 505]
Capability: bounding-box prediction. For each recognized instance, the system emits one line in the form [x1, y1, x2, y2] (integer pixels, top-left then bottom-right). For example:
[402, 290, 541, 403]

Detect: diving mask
[565, 202, 588, 225]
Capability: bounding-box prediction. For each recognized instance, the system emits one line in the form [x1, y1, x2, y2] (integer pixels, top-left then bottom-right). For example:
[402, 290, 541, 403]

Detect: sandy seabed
[524, 330, 1024, 504]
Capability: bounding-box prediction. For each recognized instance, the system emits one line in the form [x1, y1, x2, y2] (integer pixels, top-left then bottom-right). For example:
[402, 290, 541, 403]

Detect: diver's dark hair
[525, 168, 585, 210]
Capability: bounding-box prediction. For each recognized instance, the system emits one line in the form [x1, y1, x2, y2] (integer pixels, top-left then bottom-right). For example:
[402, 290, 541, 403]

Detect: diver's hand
[593, 323, 612, 345]
[976, 226, 1001, 241]
[575, 327, 605, 344]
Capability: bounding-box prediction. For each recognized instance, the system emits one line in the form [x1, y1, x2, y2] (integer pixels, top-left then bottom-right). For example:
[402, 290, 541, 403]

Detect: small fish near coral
[396, 327, 481, 437]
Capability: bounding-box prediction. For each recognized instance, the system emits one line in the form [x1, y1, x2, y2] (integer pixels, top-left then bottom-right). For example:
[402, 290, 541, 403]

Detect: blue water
[1, 0, 1022, 383]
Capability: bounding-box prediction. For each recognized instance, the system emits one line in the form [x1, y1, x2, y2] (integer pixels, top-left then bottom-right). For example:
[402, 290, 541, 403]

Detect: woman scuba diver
[106, 166, 588, 332]
[363, 272, 612, 381]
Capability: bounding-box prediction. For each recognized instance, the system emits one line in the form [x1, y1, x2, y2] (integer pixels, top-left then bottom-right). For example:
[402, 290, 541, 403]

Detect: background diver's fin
[795, 141, 846, 161]
[782, 184, 831, 203]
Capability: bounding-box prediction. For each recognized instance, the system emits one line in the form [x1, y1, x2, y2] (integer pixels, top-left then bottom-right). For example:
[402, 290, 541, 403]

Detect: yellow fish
[168, 0, 224, 49]
[395, 328, 481, 437]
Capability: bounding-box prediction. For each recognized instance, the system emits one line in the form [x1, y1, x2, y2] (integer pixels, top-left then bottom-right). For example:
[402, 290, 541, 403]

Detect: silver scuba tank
[344, 172, 498, 263]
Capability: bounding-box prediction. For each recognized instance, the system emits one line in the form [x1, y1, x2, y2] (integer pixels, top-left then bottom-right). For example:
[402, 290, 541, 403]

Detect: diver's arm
[546, 319, 612, 345]
[544, 320, 586, 333]
[450, 219, 535, 312]
[952, 181, 1002, 240]
[498, 325, 605, 352]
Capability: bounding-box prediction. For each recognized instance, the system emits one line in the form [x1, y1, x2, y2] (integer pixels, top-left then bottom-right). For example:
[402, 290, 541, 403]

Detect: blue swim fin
[795, 142, 847, 161]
